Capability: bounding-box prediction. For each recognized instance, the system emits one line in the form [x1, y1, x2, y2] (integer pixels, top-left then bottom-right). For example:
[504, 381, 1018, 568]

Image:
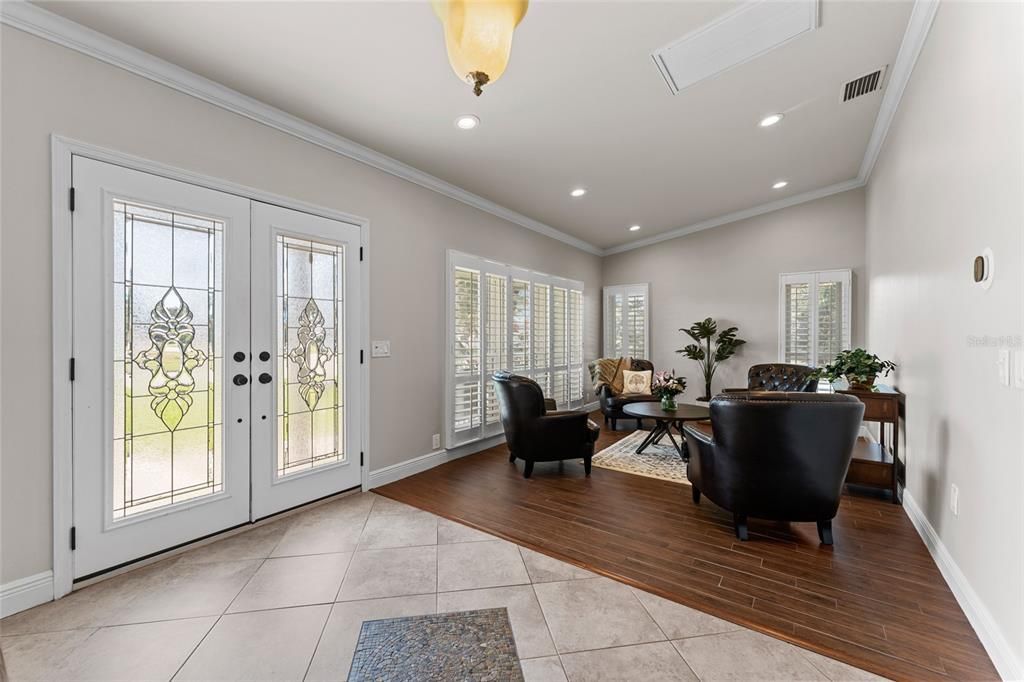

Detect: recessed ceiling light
[455, 115, 479, 130]
[570, 188, 587, 198]
[759, 113, 784, 127]
[629, 225, 641, 232]
[772, 180, 789, 189]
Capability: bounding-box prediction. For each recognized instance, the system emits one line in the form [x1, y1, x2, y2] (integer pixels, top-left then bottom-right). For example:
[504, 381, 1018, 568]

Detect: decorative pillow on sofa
[591, 357, 624, 393]
[622, 369, 653, 395]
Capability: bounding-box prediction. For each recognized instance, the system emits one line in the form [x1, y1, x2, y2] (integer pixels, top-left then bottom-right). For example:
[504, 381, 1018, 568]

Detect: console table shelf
[838, 384, 905, 504]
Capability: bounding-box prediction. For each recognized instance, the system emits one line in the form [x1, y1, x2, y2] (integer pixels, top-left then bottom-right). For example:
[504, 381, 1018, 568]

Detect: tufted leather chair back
[491, 372, 546, 455]
[746, 363, 818, 392]
[630, 359, 654, 373]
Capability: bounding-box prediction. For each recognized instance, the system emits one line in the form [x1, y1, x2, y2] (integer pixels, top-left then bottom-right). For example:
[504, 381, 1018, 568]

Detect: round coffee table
[622, 402, 710, 460]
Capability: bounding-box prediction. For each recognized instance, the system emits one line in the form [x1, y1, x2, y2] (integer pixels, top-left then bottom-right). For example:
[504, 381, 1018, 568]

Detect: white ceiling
[37, 0, 913, 250]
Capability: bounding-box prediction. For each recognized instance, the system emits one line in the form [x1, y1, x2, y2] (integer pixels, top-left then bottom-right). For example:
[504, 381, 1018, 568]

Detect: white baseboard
[1, 571, 54, 618]
[903, 492, 1023, 681]
[367, 401, 599, 489]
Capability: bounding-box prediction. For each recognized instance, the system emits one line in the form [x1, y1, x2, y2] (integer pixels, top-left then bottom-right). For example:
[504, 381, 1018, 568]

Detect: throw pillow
[622, 369, 653, 395]
[611, 357, 629, 394]
[591, 357, 623, 393]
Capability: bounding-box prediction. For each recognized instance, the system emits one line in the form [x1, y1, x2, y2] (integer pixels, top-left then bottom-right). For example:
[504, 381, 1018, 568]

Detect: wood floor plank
[376, 415, 998, 681]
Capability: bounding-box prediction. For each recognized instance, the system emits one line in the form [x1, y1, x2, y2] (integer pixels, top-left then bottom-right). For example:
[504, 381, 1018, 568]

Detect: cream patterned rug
[592, 429, 690, 484]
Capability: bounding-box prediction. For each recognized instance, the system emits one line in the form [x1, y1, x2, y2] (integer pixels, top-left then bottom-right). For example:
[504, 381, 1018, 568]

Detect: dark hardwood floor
[377, 413, 998, 681]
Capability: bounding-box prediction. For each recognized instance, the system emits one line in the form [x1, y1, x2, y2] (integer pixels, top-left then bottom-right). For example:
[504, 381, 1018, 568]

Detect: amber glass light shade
[432, 0, 529, 95]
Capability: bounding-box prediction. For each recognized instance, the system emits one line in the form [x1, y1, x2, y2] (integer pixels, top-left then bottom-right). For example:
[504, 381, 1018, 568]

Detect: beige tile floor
[0, 493, 888, 681]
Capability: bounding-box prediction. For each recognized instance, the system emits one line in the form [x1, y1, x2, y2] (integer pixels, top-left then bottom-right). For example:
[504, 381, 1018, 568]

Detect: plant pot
[846, 375, 876, 391]
[660, 396, 677, 411]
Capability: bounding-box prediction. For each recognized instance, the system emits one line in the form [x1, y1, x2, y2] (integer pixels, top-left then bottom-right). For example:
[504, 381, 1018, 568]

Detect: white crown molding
[0, 1, 603, 257]
[602, 178, 865, 255]
[0, 0, 938, 258]
[857, 0, 940, 182]
[903, 492, 1023, 682]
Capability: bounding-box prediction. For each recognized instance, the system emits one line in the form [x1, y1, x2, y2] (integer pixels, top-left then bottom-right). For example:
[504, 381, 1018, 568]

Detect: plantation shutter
[779, 269, 851, 370]
[603, 284, 649, 359]
[448, 251, 585, 448]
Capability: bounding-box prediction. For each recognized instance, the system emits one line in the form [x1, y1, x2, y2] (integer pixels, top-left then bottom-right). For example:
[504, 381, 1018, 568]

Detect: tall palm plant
[676, 318, 746, 401]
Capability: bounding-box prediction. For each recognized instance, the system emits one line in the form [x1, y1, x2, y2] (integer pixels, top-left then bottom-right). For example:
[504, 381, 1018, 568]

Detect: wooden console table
[838, 384, 905, 504]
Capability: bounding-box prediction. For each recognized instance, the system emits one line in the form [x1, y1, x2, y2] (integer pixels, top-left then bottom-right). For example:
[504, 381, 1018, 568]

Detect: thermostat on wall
[973, 248, 994, 290]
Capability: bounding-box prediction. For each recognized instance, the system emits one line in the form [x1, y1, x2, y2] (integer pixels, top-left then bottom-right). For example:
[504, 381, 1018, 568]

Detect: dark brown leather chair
[740, 363, 819, 392]
[590, 359, 659, 429]
[492, 372, 600, 478]
[682, 392, 864, 544]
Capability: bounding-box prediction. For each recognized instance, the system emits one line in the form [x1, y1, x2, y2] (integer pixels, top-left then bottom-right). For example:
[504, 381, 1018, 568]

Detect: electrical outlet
[371, 340, 391, 358]
[432, 433, 441, 450]
[950, 484, 959, 517]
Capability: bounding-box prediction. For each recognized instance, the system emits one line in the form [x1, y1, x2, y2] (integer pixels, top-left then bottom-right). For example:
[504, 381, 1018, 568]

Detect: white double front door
[71, 157, 363, 578]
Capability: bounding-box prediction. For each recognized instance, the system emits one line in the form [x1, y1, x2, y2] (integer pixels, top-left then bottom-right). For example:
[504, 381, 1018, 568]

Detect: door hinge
[69, 187, 76, 212]
[69, 357, 76, 381]
[360, 350, 364, 364]
[359, 246, 364, 262]
[360, 451, 364, 467]
[70, 526, 77, 551]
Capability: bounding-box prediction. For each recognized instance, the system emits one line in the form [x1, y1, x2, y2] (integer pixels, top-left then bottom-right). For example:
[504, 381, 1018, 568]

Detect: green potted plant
[819, 348, 897, 390]
[651, 370, 686, 410]
[676, 318, 746, 401]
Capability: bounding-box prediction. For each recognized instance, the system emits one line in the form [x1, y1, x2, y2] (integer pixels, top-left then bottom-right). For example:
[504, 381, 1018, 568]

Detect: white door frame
[50, 135, 371, 598]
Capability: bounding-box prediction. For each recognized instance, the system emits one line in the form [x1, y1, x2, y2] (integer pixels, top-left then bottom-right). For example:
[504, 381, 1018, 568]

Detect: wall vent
[842, 67, 887, 102]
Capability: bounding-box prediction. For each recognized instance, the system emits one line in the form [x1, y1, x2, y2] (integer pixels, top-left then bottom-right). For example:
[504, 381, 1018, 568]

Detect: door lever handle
[258, 373, 273, 384]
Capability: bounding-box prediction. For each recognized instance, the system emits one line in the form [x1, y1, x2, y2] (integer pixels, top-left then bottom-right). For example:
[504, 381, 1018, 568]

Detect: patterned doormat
[592, 429, 690, 484]
[348, 608, 523, 681]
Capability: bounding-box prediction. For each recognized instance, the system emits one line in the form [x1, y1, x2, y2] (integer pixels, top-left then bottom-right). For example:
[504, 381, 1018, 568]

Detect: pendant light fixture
[432, 0, 529, 96]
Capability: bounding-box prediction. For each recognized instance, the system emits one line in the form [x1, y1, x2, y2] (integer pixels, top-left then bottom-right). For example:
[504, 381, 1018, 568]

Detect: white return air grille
[652, 0, 820, 95]
[841, 66, 887, 102]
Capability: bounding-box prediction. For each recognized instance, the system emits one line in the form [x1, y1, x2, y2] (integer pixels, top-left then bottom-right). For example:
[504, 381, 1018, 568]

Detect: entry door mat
[592, 429, 691, 484]
[347, 607, 524, 681]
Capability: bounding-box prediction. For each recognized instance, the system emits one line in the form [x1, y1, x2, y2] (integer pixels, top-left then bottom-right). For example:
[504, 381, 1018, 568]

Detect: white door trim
[50, 135, 371, 599]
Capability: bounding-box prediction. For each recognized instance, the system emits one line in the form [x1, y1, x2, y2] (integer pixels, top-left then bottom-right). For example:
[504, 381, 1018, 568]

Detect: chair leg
[817, 520, 834, 545]
[636, 418, 642, 430]
[523, 460, 534, 478]
[584, 456, 592, 476]
[691, 486, 701, 504]
[611, 418, 617, 431]
[734, 514, 749, 541]
[508, 451, 516, 463]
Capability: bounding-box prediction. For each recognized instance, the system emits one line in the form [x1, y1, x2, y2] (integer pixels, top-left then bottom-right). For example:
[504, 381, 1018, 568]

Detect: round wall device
[973, 248, 994, 290]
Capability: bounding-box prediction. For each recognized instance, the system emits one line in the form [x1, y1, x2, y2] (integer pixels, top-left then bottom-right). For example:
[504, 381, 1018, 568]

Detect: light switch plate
[371, 340, 391, 358]
[997, 349, 1010, 386]
[1014, 350, 1024, 389]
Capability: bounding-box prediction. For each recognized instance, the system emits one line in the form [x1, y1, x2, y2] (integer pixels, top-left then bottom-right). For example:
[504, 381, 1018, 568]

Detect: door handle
[259, 351, 271, 362]
[233, 351, 247, 362]
[258, 373, 272, 384]
[233, 374, 249, 386]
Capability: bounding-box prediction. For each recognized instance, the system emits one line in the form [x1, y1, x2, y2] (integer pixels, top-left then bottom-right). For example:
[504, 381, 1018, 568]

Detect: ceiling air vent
[842, 67, 887, 102]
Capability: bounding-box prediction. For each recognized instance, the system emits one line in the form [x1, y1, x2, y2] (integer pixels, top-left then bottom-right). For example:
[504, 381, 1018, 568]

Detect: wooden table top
[623, 402, 710, 421]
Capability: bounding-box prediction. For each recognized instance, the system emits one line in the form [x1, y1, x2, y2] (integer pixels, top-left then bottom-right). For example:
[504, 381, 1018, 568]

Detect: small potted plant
[677, 318, 746, 401]
[651, 370, 687, 410]
[819, 348, 897, 390]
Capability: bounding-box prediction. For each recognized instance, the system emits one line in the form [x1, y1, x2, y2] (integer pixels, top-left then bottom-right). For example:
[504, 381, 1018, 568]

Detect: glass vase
[660, 395, 677, 411]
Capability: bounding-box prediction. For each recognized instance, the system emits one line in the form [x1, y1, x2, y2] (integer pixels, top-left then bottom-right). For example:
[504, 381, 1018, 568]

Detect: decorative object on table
[492, 372, 599, 478]
[588, 357, 659, 430]
[432, 0, 529, 96]
[347, 608, 523, 681]
[818, 348, 896, 390]
[622, 368, 653, 395]
[682, 391, 864, 545]
[676, 318, 746, 401]
[651, 369, 687, 410]
[590, 430, 690, 484]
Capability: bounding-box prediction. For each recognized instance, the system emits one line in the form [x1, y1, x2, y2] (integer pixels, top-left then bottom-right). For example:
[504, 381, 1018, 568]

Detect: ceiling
[37, 1, 913, 251]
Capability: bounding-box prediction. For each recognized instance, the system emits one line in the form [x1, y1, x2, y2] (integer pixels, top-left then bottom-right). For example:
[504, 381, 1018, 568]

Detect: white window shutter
[603, 284, 649, 359]
[778, 269, 852, 369]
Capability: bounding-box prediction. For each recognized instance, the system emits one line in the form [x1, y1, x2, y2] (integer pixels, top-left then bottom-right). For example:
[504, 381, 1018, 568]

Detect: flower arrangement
[652, 370, 686, 410]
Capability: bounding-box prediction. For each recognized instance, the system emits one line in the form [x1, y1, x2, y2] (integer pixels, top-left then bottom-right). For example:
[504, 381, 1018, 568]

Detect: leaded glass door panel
[71, 157, 251, 578]
[250, 202, 363, 518]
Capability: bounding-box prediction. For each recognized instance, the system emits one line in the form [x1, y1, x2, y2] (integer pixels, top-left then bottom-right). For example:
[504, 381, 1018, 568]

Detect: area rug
[348, 608, 523, 681]
[592, 429, 690, 484]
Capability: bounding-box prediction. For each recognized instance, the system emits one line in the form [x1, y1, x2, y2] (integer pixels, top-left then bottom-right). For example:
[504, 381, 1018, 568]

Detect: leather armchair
[492, 372, 600, 478]
[682, 392, 864, 544]
[738, 363, 819, 392]
[590, 359, 659, 429]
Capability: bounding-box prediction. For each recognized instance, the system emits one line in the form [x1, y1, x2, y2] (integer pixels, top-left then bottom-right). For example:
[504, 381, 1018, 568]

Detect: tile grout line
[521, 545, 566, 677]
[627, 588, 702, 680]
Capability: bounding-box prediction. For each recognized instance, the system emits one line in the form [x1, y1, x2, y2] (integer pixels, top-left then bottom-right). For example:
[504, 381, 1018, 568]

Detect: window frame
[602, 283, 650, 359]
[777, 268, 852, 368]
[446, 250, 585, 448]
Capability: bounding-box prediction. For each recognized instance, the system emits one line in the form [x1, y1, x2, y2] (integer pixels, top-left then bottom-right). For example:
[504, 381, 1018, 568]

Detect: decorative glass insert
[114, 200, 223, 519]
[277, 235, 345, 477]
